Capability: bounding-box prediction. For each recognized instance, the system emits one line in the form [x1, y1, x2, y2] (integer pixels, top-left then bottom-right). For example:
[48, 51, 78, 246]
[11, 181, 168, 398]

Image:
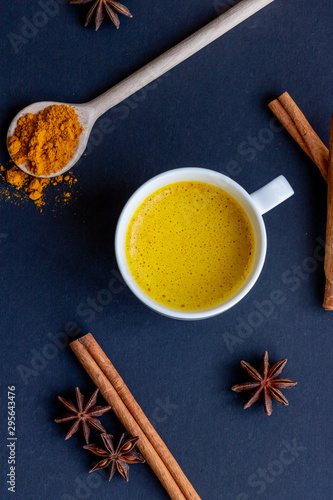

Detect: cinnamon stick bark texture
[70, 335, 201, 500]
[268, 92, 329, 181]
[268, 93, 333, 309]
[323, 117, 333, 310]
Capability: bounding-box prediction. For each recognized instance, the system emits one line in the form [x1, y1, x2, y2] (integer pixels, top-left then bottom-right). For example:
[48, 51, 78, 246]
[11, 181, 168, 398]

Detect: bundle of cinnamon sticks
[268, 92, 333, 310]
[70, 334, 201, 500]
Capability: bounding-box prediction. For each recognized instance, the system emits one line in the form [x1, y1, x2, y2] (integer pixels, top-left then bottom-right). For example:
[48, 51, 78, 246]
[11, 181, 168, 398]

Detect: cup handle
[250, 175, 294, 215]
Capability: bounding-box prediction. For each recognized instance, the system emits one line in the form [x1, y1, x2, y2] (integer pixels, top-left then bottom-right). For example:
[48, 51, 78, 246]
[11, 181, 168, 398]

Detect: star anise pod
[55, 387, 111, 444]
[232, 351, 297, 416]
[70, 0, 133, 31]
[84, 433, 145, 481]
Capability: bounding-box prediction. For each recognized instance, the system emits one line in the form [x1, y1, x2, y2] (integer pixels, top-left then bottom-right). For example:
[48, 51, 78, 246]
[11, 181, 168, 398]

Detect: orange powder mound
[0, 164, 78, 211]
[6, 166, 29, 189]
[7, 105, 84, 177]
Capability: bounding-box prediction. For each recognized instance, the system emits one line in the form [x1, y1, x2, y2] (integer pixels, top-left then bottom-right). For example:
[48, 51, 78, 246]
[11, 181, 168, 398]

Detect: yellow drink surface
[125, 181, 255, 310]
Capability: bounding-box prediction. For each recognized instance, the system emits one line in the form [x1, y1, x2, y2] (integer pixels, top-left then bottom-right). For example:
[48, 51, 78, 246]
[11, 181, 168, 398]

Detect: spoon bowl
[7, 101, 95, 178]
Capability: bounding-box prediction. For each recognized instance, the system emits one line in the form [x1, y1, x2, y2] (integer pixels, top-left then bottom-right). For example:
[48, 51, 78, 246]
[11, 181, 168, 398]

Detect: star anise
[232, 351, 297, 416]
[55, 387, 111, 444]
[70, 0, 132, 31]
[84, 433, 145, 481]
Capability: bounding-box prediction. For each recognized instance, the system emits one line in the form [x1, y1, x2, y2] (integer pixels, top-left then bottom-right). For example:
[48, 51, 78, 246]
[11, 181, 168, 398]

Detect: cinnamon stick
[323, 116, 333, 310]
[70, 335, 200, 500]
[78, 333, 201, 500]
[269, 93, 333, 309]
[268, 92, 329, 181]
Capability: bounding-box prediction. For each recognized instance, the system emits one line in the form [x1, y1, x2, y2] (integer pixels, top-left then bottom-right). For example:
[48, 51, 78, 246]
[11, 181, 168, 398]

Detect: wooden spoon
[7, 0, 274, 178]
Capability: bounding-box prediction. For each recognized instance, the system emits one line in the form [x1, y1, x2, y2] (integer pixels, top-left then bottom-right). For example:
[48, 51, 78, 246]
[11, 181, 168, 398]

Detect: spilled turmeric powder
[0, 163, 78, 211]
[5, 166, 29, 189]
[8, 105, 84, 177]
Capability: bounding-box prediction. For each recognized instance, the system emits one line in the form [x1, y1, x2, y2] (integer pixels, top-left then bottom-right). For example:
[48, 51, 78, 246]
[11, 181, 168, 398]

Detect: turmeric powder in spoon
[8, 104, 83, 177]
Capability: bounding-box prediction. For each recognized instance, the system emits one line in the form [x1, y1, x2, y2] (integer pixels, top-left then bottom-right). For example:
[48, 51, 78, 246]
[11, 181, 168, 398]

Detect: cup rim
[115, 168, 267, 320]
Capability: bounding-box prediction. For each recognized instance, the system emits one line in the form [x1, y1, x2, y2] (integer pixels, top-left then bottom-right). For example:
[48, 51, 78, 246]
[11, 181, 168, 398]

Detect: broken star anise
[55, 387, 111, 444]
[84, 433, 145, 481]
[232, 351, 297, 416]
[70, 0, 133, 31]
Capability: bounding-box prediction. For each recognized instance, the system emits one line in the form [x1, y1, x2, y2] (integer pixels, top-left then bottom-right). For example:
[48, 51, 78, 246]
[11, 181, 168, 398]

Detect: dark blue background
[1, 0, 332, 499]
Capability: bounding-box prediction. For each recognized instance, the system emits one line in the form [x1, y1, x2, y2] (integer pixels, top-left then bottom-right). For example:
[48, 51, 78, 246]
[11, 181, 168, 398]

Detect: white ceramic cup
[115, 168, 294, 320]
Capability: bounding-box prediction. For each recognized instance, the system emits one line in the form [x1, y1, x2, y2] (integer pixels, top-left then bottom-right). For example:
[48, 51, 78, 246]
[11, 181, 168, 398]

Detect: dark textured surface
[0, 1, 332, 499]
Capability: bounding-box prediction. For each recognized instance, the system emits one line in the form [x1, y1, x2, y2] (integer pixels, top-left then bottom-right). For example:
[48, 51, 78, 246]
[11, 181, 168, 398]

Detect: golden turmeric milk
[125, 181, 255, 311]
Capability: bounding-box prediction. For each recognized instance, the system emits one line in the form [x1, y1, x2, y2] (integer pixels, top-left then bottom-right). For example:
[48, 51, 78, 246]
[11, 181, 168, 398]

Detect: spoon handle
[89, 0, 274, 119]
